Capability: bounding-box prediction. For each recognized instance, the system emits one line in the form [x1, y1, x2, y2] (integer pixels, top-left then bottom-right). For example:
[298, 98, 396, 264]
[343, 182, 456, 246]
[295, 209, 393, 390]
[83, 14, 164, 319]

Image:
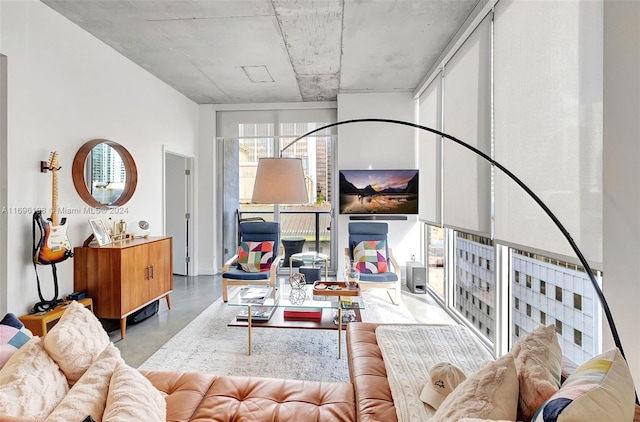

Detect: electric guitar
[33, 152, 72, 265]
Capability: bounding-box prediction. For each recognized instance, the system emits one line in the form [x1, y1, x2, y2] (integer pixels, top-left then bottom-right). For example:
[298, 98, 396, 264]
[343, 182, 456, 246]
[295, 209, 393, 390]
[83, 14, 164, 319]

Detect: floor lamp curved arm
[287, 117, 628, 371]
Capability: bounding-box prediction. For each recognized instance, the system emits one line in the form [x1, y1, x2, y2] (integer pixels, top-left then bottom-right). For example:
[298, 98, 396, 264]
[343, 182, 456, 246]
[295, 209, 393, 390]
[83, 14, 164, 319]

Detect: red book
[283, 307, 323, 320]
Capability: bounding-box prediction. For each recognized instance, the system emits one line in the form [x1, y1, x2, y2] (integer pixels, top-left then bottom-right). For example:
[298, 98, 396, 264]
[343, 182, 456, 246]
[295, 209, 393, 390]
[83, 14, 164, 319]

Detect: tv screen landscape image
[339, 169, 419, 215]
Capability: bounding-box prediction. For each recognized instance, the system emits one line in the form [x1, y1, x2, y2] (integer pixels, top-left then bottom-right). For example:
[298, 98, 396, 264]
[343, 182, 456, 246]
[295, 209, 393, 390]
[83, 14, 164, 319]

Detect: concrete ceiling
[42, 0, 480, 105]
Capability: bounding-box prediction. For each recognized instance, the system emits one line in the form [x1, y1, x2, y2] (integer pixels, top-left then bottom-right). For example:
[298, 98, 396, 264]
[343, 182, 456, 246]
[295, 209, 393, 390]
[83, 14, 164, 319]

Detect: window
[574, 329, 582, 347]
[511, 250, 600, 364]
[574, 293, 582, 311]
[555, 286, 563, 302]
[455, 232, 495, 343]
[526, 275, 532, 288]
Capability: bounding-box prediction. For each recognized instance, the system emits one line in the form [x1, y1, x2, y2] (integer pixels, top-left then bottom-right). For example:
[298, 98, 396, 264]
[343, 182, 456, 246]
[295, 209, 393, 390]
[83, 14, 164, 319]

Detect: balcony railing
[238, 210, 331, 253]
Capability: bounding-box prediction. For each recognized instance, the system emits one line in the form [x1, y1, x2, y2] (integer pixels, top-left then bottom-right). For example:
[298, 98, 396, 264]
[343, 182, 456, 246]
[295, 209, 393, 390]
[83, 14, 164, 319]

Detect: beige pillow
[460, 419, 513, 422]
[430, 353, 519, 422]
[531, 348, 635, 422]
[0, 337, 68, 419]
[511, 324, 562, 420]
[43, 300, 110, 384]
[102, 361, 166, 422]
[47, 343, 123, 422]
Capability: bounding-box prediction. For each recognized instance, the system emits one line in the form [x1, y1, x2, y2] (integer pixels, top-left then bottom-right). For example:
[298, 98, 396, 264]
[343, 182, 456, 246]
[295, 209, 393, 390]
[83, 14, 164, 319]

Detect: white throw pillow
[47, 343, 123, 422]
[0, 337, 68, 419]
[430, 353, 519, 422]
[102, 361, 166, 422]
[43, 300, 110, 385]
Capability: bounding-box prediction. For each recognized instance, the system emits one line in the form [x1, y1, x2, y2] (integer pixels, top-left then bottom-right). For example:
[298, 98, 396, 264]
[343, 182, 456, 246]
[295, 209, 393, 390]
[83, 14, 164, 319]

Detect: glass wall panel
[426, 224, 445, 298]
[455, 232, 495, 343]
[511, 250, 601, 365]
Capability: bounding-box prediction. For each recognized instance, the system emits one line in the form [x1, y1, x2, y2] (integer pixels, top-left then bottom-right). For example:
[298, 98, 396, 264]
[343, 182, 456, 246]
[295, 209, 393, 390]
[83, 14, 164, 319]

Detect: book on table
[333, 309, 357, 325]
[235, 306, 276, 322]
[239, 286, 273, 304]
[283, 307, 323, 320]
[340, 298, 360, 309]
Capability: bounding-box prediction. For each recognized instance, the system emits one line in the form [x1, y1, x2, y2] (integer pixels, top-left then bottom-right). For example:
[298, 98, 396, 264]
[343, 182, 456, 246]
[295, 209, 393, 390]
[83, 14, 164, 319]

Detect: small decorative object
[344, 260, 360, 289]
[289, 287, 306, 305]
[289, 272, 306, 289]
[88, 218, 111, 246]
[110, 219, 130, 242]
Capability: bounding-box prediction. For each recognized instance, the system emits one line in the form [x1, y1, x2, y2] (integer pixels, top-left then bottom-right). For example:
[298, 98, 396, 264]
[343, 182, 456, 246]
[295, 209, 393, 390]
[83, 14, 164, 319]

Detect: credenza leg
[120, 318, 127, 339]
[165, 294, 172, 310]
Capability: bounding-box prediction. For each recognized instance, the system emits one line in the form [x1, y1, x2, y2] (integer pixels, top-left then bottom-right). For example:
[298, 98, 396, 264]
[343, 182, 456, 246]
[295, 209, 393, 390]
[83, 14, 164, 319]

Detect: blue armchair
[222, 221, 282, 302]
[344, 222, 401, 304]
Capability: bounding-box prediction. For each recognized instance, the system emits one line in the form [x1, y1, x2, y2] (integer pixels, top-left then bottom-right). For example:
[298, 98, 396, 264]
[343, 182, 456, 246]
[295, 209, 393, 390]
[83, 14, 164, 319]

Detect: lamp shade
[251, 158, 309, 204]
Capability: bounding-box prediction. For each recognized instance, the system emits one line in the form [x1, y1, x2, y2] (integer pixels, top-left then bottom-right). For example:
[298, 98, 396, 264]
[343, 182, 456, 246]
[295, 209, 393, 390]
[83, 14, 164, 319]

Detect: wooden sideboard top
[75, 236, 171, 250]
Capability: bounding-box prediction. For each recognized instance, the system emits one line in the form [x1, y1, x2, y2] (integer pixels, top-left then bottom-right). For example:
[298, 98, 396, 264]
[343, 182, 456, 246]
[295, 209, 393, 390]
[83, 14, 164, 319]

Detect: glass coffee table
[227, 281, 363, 358]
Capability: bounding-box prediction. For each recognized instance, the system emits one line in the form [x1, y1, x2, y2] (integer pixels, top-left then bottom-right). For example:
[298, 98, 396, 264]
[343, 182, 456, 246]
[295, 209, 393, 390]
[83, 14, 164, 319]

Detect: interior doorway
[164, 149, 194, 276]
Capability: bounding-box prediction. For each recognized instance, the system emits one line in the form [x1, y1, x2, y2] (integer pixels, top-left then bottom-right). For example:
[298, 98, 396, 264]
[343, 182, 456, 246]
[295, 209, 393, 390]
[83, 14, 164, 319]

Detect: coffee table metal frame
[228, 281, 362, 358]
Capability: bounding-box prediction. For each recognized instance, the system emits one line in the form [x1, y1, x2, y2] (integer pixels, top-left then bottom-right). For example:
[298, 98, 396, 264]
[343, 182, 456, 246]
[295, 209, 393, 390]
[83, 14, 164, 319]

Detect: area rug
[138, 289, 418, 382]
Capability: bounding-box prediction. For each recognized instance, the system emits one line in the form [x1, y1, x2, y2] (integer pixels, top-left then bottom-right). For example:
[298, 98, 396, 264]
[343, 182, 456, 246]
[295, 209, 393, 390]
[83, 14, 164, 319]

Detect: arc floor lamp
[252, 118, 634, 400]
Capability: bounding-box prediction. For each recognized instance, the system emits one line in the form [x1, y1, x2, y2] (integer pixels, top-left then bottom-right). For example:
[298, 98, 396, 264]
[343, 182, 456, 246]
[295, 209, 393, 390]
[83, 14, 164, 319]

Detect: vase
[344, 261, 360, 289]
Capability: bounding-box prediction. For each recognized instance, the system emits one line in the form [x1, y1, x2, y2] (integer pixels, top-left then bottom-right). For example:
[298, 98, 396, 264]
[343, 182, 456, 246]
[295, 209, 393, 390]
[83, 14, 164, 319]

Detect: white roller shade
[418, 72, 442, 225]
[442, 15, 492, 237]
[494, 0, 603, 266]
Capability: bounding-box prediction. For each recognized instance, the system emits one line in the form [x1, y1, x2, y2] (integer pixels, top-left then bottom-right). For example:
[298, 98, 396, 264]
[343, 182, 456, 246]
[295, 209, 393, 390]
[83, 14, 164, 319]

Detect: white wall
[336, 92, 421, 277]
[603, 0, 640, 390]
[0, 0, 198, 315]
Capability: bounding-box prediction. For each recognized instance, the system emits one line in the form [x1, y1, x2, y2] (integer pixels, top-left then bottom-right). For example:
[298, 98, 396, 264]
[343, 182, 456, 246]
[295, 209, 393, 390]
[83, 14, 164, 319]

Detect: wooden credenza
[74, 236, 173, 339]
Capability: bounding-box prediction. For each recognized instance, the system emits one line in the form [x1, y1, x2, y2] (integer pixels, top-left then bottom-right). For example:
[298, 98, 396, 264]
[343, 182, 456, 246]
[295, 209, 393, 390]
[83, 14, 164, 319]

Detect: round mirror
[72, 139, 137, 208]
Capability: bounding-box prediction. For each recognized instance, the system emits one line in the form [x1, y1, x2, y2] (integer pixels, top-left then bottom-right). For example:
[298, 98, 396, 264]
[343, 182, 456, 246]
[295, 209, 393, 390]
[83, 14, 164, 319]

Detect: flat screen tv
[339, 169, 419, 215]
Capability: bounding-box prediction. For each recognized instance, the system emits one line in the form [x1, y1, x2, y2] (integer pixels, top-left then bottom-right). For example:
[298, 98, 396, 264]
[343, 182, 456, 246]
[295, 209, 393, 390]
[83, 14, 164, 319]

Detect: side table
[289, 252, 329, 282]
[19, 298, 93, 336]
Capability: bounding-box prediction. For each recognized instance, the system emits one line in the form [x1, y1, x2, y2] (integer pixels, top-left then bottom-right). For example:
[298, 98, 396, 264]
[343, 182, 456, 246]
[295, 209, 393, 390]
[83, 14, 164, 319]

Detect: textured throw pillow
[0, 312, 33, 368]
[0, 337, 68, 419]
[430, 353, 519, 422]
[102, 361, 166, 422]
[353, 240, 388, 273]
[460, 419, 513, 422]
[237, 241, 274, 272]
[43, 300, 111, 385]
[47, 343, 123, 422]
[531, 348, 635, 422]
[511, 324, 563, 421]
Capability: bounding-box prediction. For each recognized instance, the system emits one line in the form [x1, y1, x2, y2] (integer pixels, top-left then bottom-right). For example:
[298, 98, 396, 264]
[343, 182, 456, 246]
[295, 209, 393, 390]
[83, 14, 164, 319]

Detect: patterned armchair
[221, 221, 282, 302]
[344, 222, 401, 304]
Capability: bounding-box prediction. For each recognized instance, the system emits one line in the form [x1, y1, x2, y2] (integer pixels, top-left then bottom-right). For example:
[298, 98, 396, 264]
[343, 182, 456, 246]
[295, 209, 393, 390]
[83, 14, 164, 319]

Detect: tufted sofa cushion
[142, 370, 356, 422]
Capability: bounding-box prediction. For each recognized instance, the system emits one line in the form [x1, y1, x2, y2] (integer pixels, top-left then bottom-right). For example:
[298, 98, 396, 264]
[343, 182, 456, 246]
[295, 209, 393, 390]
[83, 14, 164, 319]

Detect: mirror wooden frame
[72, 139, 138, 209]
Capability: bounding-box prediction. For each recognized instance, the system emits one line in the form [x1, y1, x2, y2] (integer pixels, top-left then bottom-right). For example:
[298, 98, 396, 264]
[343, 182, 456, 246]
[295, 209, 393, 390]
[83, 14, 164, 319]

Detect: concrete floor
[109, 273, 452, 368]
[108, 275, 222, 367]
